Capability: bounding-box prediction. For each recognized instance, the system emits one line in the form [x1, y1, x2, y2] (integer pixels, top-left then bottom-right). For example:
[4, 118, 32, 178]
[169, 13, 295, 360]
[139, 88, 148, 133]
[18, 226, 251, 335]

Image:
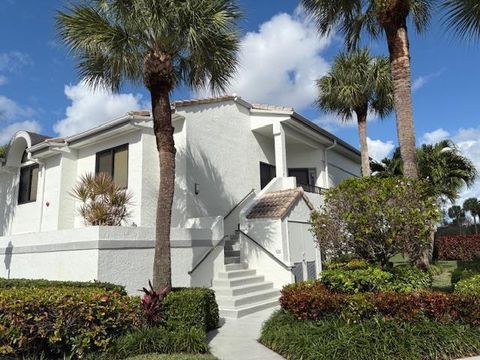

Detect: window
[95, 144, 129, 188]
[18, 164, 39, 204]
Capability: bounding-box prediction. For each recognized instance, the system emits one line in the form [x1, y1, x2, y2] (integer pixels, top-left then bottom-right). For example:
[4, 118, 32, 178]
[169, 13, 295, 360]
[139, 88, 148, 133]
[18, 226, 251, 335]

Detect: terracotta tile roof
[247, 187, 312, 219]
[251, 103, 293, 112]
[26, 132, 49, 146]
[129, 110, 151, 117]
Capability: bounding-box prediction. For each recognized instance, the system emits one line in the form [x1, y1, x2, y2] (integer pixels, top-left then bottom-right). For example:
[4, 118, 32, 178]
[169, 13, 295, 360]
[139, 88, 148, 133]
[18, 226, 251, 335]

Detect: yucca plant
[72, 172, 133, 226]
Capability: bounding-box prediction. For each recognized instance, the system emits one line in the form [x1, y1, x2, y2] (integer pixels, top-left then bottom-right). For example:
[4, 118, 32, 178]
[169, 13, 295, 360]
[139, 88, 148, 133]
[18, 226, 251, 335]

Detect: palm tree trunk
[144, 51, 176, 292]
[356, 110, 370, 177]
[474, 216, 478, 235]
[385, 23, 418, 179]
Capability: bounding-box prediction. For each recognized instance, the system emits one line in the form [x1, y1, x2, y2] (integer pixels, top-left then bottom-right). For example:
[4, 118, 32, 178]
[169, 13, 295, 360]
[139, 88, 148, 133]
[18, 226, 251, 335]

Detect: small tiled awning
[247, 187, 312, 219]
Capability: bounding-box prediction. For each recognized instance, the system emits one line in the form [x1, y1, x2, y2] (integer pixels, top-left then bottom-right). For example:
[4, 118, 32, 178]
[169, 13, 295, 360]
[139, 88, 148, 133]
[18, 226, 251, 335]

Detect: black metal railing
[298, 183, 326, 194]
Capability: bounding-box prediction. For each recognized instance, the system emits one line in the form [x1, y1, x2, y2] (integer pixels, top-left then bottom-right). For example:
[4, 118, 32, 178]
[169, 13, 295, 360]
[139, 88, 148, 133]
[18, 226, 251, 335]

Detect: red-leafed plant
[435, 236, 480, 260]
[141, 281, 167, 325]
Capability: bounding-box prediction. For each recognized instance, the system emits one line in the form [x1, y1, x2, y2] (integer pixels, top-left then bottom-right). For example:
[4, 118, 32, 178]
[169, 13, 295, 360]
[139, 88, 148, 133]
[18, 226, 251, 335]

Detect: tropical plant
[301, 0, 480, 180]
[57, 0, 241, 291]
[317, 49, 393, 176]
[448, 205, 466, 225]
[0, 144, 7, 158]
[371, 140, 477, 202]
[310, 177, 440, 267]
[463, 197, 480, 234]
[72, 172, 133, 226]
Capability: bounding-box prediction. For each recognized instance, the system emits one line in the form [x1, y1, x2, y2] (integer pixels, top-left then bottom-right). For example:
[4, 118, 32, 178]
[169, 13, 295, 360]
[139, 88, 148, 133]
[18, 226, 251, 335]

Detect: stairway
[212, 233, 280, 318]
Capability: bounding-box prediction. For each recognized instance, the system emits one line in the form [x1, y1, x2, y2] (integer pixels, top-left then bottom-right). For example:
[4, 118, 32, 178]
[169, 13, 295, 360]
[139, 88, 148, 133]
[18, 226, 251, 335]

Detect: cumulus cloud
[315, 110, 380, 131]
[421, 128, 450, 145]
[367, 137, 395, 162]
[0, 51, 31, 73]
[0, 120, 41, 144]
[198, 8, 332, 111]
[53, 82, 143, 137]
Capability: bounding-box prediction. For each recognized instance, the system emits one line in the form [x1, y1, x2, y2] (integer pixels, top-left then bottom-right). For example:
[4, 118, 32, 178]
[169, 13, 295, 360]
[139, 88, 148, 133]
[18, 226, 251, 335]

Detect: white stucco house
[0, 95, 360, 317]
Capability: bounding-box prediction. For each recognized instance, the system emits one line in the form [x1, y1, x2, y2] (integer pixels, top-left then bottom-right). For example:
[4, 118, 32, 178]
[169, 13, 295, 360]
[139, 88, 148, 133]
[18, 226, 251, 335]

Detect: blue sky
[1, 0, 480, 201]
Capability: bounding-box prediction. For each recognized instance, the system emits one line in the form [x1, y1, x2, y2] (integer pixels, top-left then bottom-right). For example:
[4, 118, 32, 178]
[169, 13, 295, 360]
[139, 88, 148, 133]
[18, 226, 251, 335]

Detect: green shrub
[0, 287, 142, 357]
[451, 261, 480, 284]
[126, 355, 217, 360]
[388, 265, 433, 292]
[455, 275, 480, 295]
[311, 177, 440, 266]
[320, 261, 432, 293]
[101, 326, 209, 359]
[279, 281, 480, 324]
[163, 288, 219, 331]
[0, 277, 125, 294]
[260, 310, 480, 360]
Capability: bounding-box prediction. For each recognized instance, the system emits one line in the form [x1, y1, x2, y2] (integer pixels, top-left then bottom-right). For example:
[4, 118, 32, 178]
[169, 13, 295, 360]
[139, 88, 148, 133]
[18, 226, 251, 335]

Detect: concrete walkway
[207, 308, 285, 360]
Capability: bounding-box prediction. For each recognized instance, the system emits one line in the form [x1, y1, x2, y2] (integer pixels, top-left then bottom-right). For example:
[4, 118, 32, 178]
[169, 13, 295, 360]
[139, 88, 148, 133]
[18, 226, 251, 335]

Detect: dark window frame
[95, 144, 129, 188]
[260, 162, 276, 189]
[18, 164, 39, 205]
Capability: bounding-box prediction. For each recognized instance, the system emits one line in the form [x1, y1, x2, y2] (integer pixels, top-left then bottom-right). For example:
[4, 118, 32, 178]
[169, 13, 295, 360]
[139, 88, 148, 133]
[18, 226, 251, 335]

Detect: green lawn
[126, 355, 218, 360]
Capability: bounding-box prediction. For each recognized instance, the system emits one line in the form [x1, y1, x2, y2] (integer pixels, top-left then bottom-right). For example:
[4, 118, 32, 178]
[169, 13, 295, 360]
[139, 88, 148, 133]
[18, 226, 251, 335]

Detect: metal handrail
[224, 188, 255, 220]
[239, 230, 293, 271]
[298, 183, 326, 195]
[188, 238, 225, 275]
[188, 189, 256, 275]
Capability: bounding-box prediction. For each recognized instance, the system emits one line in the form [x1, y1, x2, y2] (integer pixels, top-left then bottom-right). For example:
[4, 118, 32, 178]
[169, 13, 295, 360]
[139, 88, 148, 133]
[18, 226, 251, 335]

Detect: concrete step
[225, 256, 241, 265]
[224, 263, 247, 271]
[224, 243, 241, 251]
[217, 268, 256, 279]
[225, 250, 240, 258]
[219, 298, 279, 319]
[216, 288, 280, 307]
[212, 274, 265, 288]
[213, 281, 274, 296]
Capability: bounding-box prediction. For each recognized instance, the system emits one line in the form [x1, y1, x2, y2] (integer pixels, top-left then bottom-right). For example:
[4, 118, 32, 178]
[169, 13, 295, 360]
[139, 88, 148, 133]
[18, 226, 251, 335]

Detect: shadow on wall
[3, 241, 13, 279]
[0, 171, 17, 237]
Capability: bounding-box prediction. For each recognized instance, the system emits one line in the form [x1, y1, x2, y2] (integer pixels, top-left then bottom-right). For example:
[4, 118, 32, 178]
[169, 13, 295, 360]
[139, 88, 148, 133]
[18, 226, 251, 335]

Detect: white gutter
[28, 153, 47, 232]
[324, 140, 337, 188]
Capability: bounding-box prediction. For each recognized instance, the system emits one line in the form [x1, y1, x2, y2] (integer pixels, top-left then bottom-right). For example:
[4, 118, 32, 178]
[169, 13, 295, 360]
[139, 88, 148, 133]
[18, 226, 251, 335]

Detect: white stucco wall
[0, 171, 15, 236]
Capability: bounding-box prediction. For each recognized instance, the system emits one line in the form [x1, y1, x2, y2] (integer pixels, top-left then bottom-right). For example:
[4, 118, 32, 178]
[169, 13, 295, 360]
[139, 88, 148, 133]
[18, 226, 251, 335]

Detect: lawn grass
[126, 355, 217, 360]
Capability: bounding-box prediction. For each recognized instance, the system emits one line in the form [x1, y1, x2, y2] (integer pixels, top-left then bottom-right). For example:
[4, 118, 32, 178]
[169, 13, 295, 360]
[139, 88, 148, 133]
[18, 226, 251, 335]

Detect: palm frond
[443, 0, 480, 40]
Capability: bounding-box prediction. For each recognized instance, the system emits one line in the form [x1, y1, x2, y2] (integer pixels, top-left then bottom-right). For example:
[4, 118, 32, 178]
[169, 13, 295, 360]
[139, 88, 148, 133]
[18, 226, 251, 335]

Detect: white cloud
[0, 95, 35, 122]
[0, 51, 31, 73]
[412, 68, 445, 92]
[421, 128, 450, 145]
[0, 120, 41, 144]
[367, 137, 395, 162]
[315, 110, 380, 131]
[53, 82, 143, 137]
[199, 7, 332, 111]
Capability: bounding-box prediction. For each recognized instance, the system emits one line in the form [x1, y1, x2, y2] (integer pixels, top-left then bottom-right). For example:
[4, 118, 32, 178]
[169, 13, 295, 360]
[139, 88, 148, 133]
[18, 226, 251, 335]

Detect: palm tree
[372, 140, 477, 202]
[443, 0, 480, 40]
[448, 205, 466, 234]
[317, 49, 393, 176]
[463, 197, 480, 234]
[56, 0, 240, 291]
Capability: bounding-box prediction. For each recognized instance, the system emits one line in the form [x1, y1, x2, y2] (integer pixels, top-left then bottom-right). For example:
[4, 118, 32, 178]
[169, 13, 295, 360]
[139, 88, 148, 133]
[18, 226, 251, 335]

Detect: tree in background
[317, 49, 393, 176]
[0, 145, 7, 158]
[463, 197, 480, 234]
[371, 140, 477, 203]
[302, 0, 480, 179]
[57, 0, 241, 291]
[448, 205, 466, 229]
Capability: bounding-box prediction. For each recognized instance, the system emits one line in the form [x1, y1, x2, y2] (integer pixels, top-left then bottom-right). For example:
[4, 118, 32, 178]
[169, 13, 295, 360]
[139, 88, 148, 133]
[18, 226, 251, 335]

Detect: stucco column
[273, 121, 287, 177]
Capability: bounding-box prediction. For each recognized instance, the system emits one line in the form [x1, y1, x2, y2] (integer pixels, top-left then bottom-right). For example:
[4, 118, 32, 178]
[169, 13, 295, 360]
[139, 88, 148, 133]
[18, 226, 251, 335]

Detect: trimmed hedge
[163, 288, 219, 331]
[260, 310, 480, 360]
[0, 287, 142, 357]
[280, 281, 480, 324]
[435, 236, 480, 261]
[320, 260, 432, 293]
[0, 277, 126, 294]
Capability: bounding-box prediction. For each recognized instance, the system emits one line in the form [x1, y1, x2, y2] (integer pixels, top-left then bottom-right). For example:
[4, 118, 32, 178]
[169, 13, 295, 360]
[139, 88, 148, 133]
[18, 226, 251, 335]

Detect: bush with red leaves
[141, 281, 167, 325]
[280, 282, 480, 325]
[435, 236, 480, 260]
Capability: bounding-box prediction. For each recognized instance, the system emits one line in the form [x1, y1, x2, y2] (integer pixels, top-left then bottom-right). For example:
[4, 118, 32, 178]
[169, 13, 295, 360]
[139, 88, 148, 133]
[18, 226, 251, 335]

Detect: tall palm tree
[56, 0, 240, 291]
[463, 197, 479, 234]
[301, 0, 430, 179]
[317, 49, 393, 176]
[372, 140, 477, 202]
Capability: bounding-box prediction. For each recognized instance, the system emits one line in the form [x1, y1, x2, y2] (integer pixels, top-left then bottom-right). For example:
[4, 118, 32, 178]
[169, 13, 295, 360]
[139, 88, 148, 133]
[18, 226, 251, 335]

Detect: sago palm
[317, 49, 393, 176]
[56, 0, 241, 291]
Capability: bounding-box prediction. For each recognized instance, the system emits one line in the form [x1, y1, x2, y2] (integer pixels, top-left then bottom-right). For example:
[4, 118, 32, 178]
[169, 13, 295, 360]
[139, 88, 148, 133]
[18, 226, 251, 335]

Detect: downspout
[29, 154, 46, 233]
[324, 140, 337, 188]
